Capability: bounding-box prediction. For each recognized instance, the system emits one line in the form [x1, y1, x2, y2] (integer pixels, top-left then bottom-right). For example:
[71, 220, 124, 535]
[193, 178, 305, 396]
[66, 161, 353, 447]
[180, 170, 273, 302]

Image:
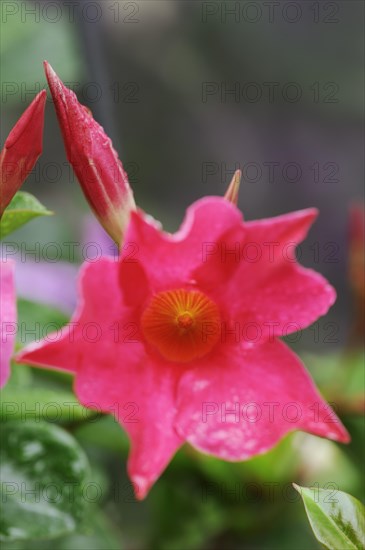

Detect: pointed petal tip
[31, 89, 47, 119]
[43, 60, 55, 79]
[130, 474, 151, 501]
[3, 90, 47, 151]
[313, 414, 351, 445]
[43, 62, 68, 99]
[13, 347, 32, 365]
[37, 89, 47, 102]
[13, 340, 49, 367]
[299, 207, 318, 222]
[333, 425, 351, 444]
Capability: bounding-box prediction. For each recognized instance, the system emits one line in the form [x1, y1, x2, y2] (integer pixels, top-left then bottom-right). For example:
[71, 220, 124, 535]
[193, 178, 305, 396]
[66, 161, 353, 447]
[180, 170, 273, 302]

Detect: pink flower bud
[44, 61, 135, 245]
[0, 90, 46, 216]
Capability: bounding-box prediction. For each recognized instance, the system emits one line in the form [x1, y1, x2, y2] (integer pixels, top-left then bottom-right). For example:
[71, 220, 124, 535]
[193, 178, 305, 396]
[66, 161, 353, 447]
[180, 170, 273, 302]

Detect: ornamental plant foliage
[0, 63, 364, 549]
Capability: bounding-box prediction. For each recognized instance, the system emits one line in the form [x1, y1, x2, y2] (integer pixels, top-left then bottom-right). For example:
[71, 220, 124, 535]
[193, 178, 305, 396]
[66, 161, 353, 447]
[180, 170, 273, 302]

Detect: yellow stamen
[141, 288, 221, 362]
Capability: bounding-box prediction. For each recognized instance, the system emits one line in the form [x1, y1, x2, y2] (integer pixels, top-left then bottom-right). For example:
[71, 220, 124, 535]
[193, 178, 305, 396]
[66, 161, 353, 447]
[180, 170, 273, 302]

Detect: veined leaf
[0, 192, 52, 239]
[0, 421, 90, 541]
[294, 483, 365, 549]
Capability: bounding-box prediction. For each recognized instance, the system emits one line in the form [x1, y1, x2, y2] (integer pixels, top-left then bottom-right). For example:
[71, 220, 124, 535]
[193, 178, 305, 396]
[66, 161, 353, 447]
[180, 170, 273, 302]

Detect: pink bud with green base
[44, 61, 136, 246]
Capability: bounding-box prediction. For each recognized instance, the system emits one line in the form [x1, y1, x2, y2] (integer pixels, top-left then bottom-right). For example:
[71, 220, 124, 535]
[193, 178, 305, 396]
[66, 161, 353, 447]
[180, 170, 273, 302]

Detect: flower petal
[0, 260, 16, 387]
[196, 208, 335, 340]
[14, 258, 119, 373]
[74, 350, 184, 500]
[123, 197, 243, 291]
[235, 264, 336, 342]
[17, 257, 184, 499]
[175, 339, 349, 460]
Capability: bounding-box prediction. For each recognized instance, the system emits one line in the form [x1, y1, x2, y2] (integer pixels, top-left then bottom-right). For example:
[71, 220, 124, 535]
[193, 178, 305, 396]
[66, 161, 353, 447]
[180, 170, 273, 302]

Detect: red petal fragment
[0, 260, 16, 387]
[0, 90, 46, 215]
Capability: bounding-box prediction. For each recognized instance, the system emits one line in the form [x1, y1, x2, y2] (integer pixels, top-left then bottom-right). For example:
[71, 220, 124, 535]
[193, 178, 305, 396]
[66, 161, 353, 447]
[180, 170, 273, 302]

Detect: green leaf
[0, 362, 97, 424]
[0, 508, 122, 550]
[17, 299, 69, 347]
[48, 508, 122, 550]
[293, 484, 365, 549]
[0, 421, 90, 542]
[0, 386, 97, 424]
[0, 192, 52, 239]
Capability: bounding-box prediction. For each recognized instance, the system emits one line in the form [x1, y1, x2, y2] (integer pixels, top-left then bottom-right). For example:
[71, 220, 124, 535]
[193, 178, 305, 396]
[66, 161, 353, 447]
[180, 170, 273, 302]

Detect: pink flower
[0, 260, 16, 387]
[17, 197, 349, 498]
[44, 62, 135, 245]
[0, 90, 46, 216]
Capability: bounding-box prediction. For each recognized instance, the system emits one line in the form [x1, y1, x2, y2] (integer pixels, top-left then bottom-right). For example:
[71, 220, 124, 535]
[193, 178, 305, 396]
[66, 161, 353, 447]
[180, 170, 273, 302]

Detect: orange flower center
[140, 288, 221, 362]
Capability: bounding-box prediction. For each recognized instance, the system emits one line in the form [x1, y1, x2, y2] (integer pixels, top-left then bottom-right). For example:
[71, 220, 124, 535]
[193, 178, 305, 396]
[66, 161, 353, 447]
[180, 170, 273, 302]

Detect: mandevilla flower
[17, 195, 349, 499]
[0, 90, 46, 216]
[0, 260, 16, 387]
[44, 62, 136, 246]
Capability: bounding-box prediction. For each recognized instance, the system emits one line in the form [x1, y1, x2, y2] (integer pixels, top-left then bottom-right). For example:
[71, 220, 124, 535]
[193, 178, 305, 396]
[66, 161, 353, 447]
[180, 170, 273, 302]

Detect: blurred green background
[1, 1, 364, 549]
